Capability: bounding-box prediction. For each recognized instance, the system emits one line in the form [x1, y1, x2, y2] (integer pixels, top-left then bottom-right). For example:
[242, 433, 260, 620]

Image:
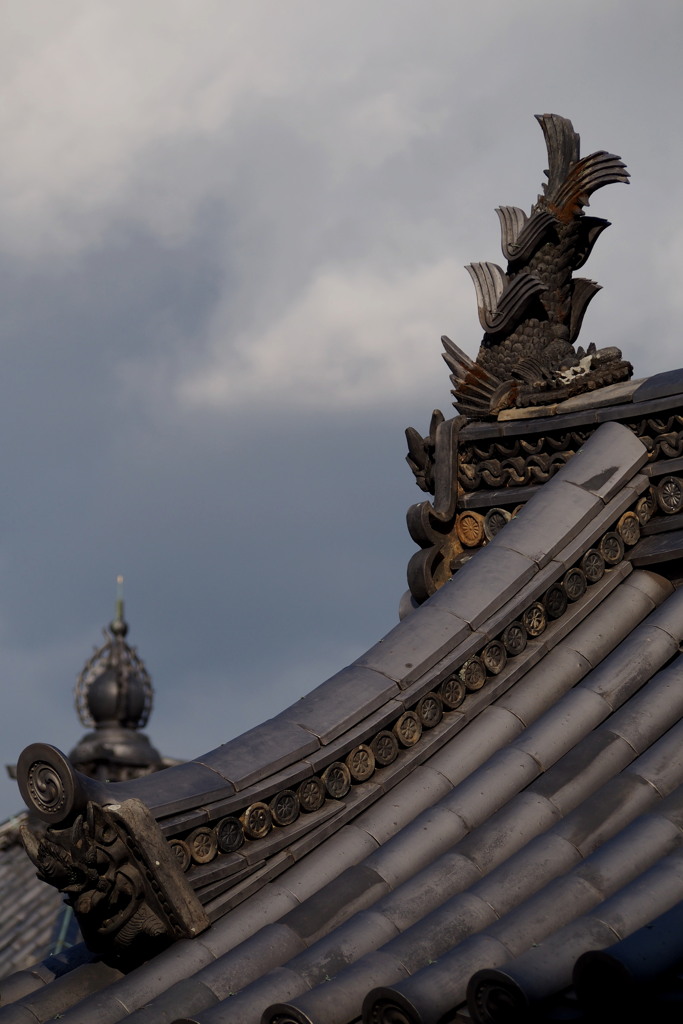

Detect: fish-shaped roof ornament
[444, 114, 631, 418]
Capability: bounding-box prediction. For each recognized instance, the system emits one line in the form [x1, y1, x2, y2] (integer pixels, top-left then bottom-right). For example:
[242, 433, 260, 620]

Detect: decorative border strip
[406, 413, 682, 602]
[458, 430, 589, 492]
[457, 415, 683, 493]
[165, 492, 656, 878]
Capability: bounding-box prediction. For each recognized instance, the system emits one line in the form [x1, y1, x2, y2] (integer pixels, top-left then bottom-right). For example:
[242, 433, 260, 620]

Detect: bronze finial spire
[70, 579, 161, 780]
[111, 573, 127, 636]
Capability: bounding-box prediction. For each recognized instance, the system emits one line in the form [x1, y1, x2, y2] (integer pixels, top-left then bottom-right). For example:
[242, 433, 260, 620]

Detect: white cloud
[178, 257, 470, 411]
[1, 0, 679, 429]
[0, 2, 314, 254]
[5, 0, 683, 824]
[0, 1, 531, 257]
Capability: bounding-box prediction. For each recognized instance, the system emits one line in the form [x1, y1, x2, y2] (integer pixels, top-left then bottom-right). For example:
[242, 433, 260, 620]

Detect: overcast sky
[1, 0, 682, 819]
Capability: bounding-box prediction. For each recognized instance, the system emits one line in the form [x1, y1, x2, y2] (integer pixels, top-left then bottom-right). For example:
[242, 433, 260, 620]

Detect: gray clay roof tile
[10, 419, 683, 1024]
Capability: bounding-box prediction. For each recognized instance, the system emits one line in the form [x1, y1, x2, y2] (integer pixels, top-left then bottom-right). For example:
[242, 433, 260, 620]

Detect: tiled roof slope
[0, 814, 75, 979]
[7, 420, 683, 1023]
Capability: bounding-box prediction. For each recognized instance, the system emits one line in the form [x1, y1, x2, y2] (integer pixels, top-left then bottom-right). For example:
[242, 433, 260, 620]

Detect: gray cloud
[2, 0, 682, 816]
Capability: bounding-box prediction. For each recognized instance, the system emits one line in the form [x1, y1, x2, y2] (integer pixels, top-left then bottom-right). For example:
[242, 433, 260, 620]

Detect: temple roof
[6, 115, 683, 1024]
[8, 407, 683, 1023]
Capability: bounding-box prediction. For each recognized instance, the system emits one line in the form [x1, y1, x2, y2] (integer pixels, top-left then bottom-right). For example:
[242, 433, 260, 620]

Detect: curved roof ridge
[38, 571, 676, 1024]
[216, 617, 683, 1024]
[14, 422, 670, 1024]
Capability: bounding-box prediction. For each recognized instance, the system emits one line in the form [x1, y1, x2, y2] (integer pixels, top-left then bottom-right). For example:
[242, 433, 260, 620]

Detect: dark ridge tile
[495, 479, 601, 567]
[428, 545, 537, 627]
[277, 666, 399, 745]
[554, 421, 648, 502]
[355, 606, 469, 687]
[645, 453, 683, 478]
[121, 761, 234, 818]
[198, 720, 320, 791]
[629, 529, 683, 566]
[557, 379, 642, 411]
[301, 699, 403, 773]
[633, 369, 683, 403]
[553, 482, 648, 570]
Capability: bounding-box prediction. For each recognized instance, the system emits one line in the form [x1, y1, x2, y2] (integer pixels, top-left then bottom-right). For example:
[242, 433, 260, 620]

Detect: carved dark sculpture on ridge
[20, 790, 209, 964]
[444, 114, 631, 418]
[404, 116, 638, 604]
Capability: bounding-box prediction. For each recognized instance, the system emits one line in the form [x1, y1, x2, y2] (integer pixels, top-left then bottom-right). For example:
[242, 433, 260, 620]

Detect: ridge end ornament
[446, 114, 631, 419]
[18, 743, 209, 965]
[402, 115, 633, 607]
